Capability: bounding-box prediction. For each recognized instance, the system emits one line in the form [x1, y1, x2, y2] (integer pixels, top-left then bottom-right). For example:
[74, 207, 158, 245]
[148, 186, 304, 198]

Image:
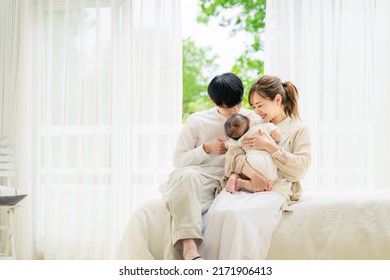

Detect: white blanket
[116, 190, 390, 260]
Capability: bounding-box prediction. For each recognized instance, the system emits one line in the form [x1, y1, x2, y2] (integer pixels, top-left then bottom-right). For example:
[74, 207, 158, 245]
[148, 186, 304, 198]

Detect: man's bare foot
[182, 239, 201, 260]
[226, 174, 239, 193]
[183, 248, 200, 260]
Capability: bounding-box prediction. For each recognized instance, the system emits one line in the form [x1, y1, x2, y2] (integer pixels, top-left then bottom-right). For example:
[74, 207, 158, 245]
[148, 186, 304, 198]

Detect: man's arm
[173, 115, 227, 168]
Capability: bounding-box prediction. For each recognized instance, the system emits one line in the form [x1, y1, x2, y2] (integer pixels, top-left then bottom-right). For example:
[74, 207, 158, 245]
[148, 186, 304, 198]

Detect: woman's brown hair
[248, 75, 300, 120]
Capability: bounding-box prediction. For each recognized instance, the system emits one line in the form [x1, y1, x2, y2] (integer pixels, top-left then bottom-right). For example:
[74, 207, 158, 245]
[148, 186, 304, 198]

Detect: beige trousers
[159, 167, 221, 258]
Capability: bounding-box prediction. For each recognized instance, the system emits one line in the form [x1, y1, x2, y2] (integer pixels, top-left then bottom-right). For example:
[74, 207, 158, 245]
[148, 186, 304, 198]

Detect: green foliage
[231, 47, 264, 108]
[182, 38, 219, 122]
[197, 0, 266, 37]
[196, 0, 266, 108]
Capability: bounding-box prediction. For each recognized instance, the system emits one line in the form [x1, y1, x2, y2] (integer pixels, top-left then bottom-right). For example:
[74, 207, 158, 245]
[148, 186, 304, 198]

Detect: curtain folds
[265, 0, 390, 191]
[0, 0, 181, 259]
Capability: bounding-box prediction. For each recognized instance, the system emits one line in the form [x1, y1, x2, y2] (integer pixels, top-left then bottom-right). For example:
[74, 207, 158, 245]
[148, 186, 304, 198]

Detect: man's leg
[160, 168, 210, 259]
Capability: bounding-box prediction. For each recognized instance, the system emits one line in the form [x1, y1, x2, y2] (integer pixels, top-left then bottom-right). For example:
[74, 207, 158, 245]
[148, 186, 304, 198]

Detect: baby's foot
[236, 178, 251, 192]
[225, 174, 239, 193]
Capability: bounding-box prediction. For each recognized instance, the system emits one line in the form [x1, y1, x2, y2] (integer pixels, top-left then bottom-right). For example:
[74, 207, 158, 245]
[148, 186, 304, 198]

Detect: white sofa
[117, 190, 390, 260]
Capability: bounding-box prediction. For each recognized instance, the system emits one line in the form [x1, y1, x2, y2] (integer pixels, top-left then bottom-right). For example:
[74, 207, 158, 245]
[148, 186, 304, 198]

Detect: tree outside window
[182, 0, 266, 122]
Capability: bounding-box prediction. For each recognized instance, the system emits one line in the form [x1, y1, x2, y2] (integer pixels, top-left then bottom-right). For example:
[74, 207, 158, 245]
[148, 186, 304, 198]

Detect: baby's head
[224, 114, 250, 140]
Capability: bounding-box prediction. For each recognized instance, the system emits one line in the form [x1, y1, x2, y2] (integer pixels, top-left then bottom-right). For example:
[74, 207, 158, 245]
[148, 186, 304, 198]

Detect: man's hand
[203, 137, 228, 155]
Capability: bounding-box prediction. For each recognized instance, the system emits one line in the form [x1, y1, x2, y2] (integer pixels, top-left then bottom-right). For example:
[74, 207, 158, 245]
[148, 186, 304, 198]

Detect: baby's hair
[249, 75, 300, 120]
[224, 114, 250, 140]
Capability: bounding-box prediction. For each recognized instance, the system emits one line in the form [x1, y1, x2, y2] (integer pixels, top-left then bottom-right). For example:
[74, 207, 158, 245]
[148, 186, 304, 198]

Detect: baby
[224, 113, 281, 193]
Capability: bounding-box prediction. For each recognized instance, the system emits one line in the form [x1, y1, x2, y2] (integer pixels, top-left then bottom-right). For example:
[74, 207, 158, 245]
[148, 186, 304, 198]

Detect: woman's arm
[271, 125, 311, 181]
[241, 122, 311, 182]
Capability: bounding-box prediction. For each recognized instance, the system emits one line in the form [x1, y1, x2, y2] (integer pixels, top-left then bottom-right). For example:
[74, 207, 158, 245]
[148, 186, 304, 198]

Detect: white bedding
[268, 191, 390, 259]
[116, 191, 390, 260]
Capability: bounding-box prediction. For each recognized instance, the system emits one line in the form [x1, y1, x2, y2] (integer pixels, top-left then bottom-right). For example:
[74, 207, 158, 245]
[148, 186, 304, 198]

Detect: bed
[117, 190, 390, 260]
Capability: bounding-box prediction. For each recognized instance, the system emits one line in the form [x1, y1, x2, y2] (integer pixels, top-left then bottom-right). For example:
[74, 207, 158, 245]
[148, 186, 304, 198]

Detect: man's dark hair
[207, 73, 244, 108]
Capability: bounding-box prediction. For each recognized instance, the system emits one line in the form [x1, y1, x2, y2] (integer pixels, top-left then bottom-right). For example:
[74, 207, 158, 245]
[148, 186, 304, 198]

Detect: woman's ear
[275, 94, 282, 106]
[210, 98, 216, 106]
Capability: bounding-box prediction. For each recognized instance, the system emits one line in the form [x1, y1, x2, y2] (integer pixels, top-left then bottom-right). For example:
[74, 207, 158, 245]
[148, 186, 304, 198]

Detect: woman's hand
[242, 129, 278, 153]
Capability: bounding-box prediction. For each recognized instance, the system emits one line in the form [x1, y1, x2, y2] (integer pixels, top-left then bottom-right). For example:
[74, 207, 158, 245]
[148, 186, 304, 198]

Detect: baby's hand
[271, 127, 282, 142]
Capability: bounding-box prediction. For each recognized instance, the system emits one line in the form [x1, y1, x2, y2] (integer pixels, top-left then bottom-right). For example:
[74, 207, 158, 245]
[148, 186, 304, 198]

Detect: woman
[199, 75, 311, 259]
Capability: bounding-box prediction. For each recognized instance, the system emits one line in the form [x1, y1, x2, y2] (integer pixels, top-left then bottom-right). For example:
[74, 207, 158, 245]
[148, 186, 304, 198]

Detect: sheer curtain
[0, 0, 181, 259]
[265, 0, 390, 191]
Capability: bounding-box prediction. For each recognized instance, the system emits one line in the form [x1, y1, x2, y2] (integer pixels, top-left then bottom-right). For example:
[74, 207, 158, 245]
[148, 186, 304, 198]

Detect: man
[160, 72, 269, 260]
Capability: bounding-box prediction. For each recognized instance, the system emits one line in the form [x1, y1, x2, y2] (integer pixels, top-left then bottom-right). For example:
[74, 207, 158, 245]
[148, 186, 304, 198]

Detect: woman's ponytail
[282, 81, 300, 120]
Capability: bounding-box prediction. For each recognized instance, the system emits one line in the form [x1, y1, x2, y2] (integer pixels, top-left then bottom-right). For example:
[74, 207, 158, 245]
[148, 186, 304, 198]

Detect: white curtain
[0, 0, 181, 259]
[265, 0, 390, 191]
